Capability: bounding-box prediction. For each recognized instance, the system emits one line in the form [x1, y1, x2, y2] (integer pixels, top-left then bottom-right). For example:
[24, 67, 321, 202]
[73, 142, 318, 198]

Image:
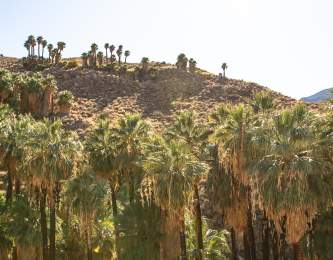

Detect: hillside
[301, 88, 333, 102]
[1, 56, 296, 135]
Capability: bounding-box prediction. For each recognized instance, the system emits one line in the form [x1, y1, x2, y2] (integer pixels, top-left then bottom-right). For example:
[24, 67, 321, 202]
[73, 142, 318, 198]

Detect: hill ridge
[1, 56, 295, 135]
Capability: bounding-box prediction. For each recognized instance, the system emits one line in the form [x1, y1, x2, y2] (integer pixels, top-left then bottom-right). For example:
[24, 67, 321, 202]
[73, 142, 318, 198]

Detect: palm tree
[57, 41, 66, 61]
[88, 51, 94, 67]
[141, 57, 149, 72]
[31, 38, 37, 57]
[176, 53, 188, 70]
[97, 51, 103, 66]
[221, 63, 228, 78]
[24, 41, 30, 57]
[109, 45, 115, 63]
[110, 54, 117, 65]
[81, 52, 88, 67]
[113, 114, 149, 203]
[22, 119, 81, 260]
[116, 45, 123, 65]
[166, 111, 211, 259]
[47, 44, 53, 62]
[27, 35, 35, 56]
[41, 40, 47, 59]
[124, 50, 130, 64]
[189, 58, 197, 73]
[37, 36, 43, 58]
[51, 48, 58, 64]
[66, 169, 106, 260]
[85, 118, 121, 255]
[104, 43, 109, 62]
[144, 136, 208, 260]
[249, 104, 333, 259]
[86, 118, 119, 216]
[90, 43, 98, 66]
[0, 114, 33, 205]
[211, 104, 257, 259]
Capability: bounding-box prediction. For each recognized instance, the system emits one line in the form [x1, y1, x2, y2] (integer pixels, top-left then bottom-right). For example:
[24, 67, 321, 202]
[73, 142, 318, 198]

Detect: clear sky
[1, 0, 332, 99]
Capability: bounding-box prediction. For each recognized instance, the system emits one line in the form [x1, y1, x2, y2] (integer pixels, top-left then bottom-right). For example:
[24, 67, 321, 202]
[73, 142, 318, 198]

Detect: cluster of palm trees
[1, 90, 333, 259]
[81, 43, 130, 68]
[24, 35, 66, 64]
[0, 68, 57, 116]
[176, 53, 197, 73]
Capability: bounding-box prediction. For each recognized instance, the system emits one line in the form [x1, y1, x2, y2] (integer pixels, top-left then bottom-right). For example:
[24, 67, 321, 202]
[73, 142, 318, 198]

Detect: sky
[1, 0, 332, 99]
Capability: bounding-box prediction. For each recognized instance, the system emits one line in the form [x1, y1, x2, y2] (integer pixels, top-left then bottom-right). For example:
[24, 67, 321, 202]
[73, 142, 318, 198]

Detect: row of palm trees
[1, 91, 333, 259]
[23, 37, 225, 77]
[24, 35, 66, 64]
[81, 43, 130, 67]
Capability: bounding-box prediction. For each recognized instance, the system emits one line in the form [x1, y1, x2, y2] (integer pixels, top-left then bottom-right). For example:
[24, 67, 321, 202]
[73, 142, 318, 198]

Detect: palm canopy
[210, 104, 253, 184]
[66, 168, 106, 223]
[85, 118, 119, 180]
[251, 91, 275, 113]
[0, 114, 34, 175]
[144, 136, 208, 213]
[22, 119, 82, 193]
[250, 104, 333, 243]
[166, 110, 211, 158]
[113, 114, 149, 173]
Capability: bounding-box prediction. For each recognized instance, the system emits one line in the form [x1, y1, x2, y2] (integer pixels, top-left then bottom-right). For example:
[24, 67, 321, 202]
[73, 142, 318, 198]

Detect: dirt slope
[1, 57, 295, 135]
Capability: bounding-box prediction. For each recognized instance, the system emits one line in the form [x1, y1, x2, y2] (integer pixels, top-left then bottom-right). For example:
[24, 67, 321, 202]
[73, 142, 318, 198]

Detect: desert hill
[301, 88, 333, 102]
[0, 56, 296, 135]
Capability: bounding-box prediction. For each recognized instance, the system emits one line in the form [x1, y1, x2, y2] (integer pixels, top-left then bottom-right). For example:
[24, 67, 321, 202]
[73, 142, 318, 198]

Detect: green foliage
[64, 60, 79, 69]
[302, 211, 333, 259]
[116, 202, 161, 260]
[0, 68, 14, 92]
[185, 215, 230, 259]
[2, 194, 41, 246]
[252, 91, 275, 113]
[1, 86, 333, 259]
[57, 90, 74, 105]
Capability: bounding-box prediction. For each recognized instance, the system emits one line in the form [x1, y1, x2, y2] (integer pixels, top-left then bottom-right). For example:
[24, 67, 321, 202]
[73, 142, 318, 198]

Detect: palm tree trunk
[110, 182, 120, 257]
[14, 179, 20, 196]
[40, 188, 48, 260]
[231, 228, 238, 260]
[5, 170, 13, 206]
[271, 222, 279, 260]
[194, 184, 203, 260]
[125, 57, 127, 64]
[12, 246, 18, 260]
[86, 229, 93, 260]
[244, 231, 251, 260]
[247, 188, 256, 260]
[42, 48, 44, 59]
[262, 218, 270, 260]
[38, 45, 40, 58]
[105, 49, 108, 63]
[49, 197, 56, 260]
[179, 214, 187, 260]
[293, 243, 301, 260]
[110, 184, 118, 216]
[129, 177, 135, 203]
[279, 216, 287, 260]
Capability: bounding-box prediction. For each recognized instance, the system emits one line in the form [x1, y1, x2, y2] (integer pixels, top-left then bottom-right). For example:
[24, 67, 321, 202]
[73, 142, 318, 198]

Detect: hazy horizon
[1, 0, 332, 99]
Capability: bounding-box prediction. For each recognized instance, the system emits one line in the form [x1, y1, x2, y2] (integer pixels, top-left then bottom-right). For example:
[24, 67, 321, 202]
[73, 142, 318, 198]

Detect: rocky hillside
[1, 56, 296, 135]
[301, 88, 333, 102]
